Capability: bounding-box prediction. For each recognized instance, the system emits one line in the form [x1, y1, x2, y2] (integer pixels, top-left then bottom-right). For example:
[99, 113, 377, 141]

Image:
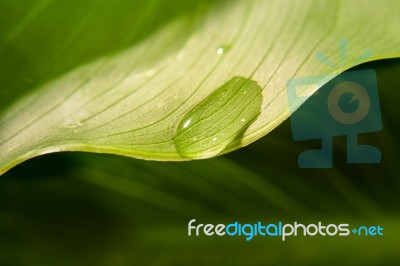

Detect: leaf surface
[1, 0, 400, 174]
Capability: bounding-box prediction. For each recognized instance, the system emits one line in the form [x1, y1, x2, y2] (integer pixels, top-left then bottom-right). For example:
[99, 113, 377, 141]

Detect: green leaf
[1, 0, 400, 174]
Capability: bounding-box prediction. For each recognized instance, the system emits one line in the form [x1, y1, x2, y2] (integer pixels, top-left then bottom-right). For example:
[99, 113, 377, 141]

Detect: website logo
[286, 40, 382, 168]
[188, 219, 384, 241]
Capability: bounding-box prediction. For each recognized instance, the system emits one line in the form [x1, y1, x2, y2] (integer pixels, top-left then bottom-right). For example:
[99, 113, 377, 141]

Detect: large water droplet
[175, 76, 262, 158]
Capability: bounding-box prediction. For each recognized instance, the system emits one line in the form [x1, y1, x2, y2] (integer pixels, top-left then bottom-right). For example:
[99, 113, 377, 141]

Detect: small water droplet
[66, 121, 83, 128]
[182, 118, 192, 129]
[216, 44, 231, 56]
[175, 76, 262, 158]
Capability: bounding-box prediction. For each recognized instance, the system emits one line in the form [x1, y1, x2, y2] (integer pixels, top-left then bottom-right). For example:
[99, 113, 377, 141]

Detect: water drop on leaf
[175, 76, 262, 158]
[216, 44, 231, 55]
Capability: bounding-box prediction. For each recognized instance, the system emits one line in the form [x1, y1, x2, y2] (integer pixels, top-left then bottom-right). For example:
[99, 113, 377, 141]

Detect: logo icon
[287, 41, 382, 168]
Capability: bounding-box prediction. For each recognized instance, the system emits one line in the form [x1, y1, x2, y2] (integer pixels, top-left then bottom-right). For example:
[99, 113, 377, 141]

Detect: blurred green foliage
[0, 0, 215, 112]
